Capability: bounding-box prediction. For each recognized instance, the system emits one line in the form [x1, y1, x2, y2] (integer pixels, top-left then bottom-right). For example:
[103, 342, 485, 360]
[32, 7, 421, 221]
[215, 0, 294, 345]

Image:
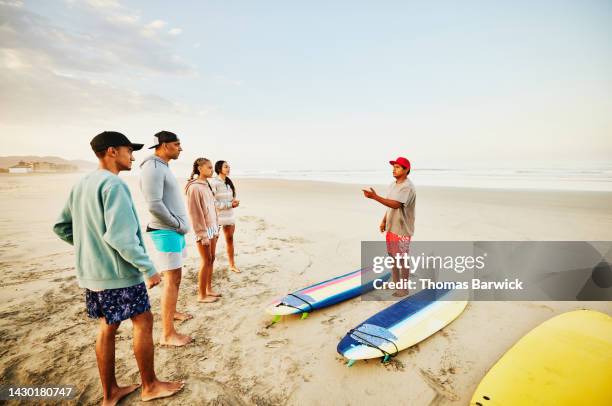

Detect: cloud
[168, 28, 182, 36]
[83, 0, 120, 9]
[0, 0, 194, 76]
[0, 0, 23, 6]
[213, 75, 243, 87]
[0, 53, 177, 125]
[146, 19, 166, 29]
[0, 0, 199, 124]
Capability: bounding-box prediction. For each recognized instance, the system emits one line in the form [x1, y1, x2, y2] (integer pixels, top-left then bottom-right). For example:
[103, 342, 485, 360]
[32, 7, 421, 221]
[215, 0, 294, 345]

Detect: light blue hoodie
[139, 155, 190, 234]
[53, 169, 157, 290]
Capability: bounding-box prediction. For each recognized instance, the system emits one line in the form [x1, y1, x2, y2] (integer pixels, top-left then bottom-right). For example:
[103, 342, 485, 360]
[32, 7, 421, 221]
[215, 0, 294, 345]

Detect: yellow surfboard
[471, 309, 612, 406]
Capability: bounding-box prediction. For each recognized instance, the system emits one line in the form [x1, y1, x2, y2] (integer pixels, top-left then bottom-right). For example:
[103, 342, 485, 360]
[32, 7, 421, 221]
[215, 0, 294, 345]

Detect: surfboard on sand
[470, 309, 612, 406]
[265, 268, 390, 321]
[337, 288, 468, 365]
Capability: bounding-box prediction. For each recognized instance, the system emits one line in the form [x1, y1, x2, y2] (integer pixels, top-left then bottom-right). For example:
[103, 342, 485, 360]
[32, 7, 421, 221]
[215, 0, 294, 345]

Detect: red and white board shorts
[386, 231, 411, 257]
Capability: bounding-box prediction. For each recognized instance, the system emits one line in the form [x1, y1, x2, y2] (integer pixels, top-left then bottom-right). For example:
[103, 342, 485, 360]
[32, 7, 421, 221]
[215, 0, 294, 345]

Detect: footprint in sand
[419, 367, 459, 402]
[256, 329, 270, 337]
[268, 236, 308, 244]
[406, 343, 420, 355]
[265, 339, 289, 348]
[321, 315, 342, 325]
[383, 358, 405, 372]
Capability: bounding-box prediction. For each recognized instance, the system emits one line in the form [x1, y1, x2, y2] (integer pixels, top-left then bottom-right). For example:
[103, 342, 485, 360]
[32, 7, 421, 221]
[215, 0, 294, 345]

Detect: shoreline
[239, 176, 612, 196]
[3, 171, 612, 195]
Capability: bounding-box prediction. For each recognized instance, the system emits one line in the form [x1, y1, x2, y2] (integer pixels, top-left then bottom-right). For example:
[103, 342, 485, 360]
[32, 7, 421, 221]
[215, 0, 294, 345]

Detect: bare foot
[207, 290, 222, 297]
[141, 380, 184, 402]
[102, 384, 140, 406]
[198, 295, 219, 303]
[174, 311, 193, 321]
[229, 265, 241, 273]
[392, 290, 409, 297]
[159, 333, 193, 347]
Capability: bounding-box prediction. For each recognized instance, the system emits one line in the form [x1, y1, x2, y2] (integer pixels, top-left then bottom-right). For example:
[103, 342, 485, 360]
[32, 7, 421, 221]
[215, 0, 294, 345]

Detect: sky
[1, 0, 611, 171]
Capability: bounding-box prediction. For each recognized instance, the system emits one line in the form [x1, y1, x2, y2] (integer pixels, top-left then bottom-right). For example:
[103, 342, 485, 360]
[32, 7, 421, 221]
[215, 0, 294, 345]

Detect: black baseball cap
[149, 130, 180, 149]
[90, 131, 144, 152]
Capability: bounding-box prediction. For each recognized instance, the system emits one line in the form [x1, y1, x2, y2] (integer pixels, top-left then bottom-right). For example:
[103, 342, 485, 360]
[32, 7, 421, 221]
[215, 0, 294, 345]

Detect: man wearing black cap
[140, 130, 192, 347]
[53, 131, 184, 404]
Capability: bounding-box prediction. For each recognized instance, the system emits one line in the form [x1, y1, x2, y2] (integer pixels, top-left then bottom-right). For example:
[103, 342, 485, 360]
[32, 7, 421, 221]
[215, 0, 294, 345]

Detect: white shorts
[156, 247, 188, 271]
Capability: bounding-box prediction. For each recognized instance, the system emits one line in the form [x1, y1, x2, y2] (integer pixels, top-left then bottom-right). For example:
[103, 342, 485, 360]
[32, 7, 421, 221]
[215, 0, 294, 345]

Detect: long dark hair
[215, 160, 236, 197]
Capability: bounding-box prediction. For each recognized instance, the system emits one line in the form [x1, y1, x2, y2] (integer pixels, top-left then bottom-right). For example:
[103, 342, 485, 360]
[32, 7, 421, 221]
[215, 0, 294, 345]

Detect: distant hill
[0, 156, 97, 171]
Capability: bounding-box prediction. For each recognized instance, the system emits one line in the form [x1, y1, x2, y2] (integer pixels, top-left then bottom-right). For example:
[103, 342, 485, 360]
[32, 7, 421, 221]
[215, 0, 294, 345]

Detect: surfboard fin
[347, 359, 356, 367]
[382, 354, 390, 363]
[271, 315, 281, 324]
[300, 312, 309, 320]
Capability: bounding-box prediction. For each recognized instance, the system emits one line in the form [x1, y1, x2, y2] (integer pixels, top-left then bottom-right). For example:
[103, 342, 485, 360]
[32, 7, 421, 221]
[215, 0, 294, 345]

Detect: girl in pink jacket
[185, 158, 221, 303]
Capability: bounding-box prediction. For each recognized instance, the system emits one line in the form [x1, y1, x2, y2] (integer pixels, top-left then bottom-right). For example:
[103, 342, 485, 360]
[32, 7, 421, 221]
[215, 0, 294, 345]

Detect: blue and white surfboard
[338, 288, 468, 364]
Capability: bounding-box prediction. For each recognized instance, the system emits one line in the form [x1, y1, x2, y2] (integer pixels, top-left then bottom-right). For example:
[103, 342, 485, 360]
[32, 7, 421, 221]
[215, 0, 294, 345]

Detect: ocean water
[102, 161, 612, 192]
[231, 166, 612, 192]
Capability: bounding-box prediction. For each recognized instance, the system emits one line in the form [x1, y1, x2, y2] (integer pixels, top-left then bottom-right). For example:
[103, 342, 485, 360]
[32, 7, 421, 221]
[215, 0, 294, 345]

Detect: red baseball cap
[389, 157, 411, 170]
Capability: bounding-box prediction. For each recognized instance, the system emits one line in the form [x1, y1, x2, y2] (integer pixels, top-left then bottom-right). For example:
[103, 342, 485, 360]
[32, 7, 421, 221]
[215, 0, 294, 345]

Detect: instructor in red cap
[362, 156, 416, 297]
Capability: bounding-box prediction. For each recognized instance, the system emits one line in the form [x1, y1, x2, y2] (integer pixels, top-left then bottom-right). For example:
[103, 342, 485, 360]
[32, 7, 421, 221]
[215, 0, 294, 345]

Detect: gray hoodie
[139, 155, 190, 234]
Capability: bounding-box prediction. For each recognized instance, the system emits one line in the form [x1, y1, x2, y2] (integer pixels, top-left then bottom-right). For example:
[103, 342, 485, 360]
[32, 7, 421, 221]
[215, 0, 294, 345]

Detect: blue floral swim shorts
[85, 282, 151, 325]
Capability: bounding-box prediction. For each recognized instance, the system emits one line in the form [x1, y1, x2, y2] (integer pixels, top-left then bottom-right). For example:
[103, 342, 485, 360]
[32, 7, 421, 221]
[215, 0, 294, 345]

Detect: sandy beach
[1, 172, 611, 405]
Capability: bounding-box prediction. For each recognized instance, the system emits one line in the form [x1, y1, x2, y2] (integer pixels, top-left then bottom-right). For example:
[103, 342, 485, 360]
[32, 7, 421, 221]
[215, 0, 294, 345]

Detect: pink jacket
[185, 179, 219, 244]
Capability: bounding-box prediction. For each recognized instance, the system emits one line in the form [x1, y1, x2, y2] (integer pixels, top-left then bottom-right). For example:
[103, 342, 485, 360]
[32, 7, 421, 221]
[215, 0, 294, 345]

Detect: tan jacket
[185, 179, 219, 244]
